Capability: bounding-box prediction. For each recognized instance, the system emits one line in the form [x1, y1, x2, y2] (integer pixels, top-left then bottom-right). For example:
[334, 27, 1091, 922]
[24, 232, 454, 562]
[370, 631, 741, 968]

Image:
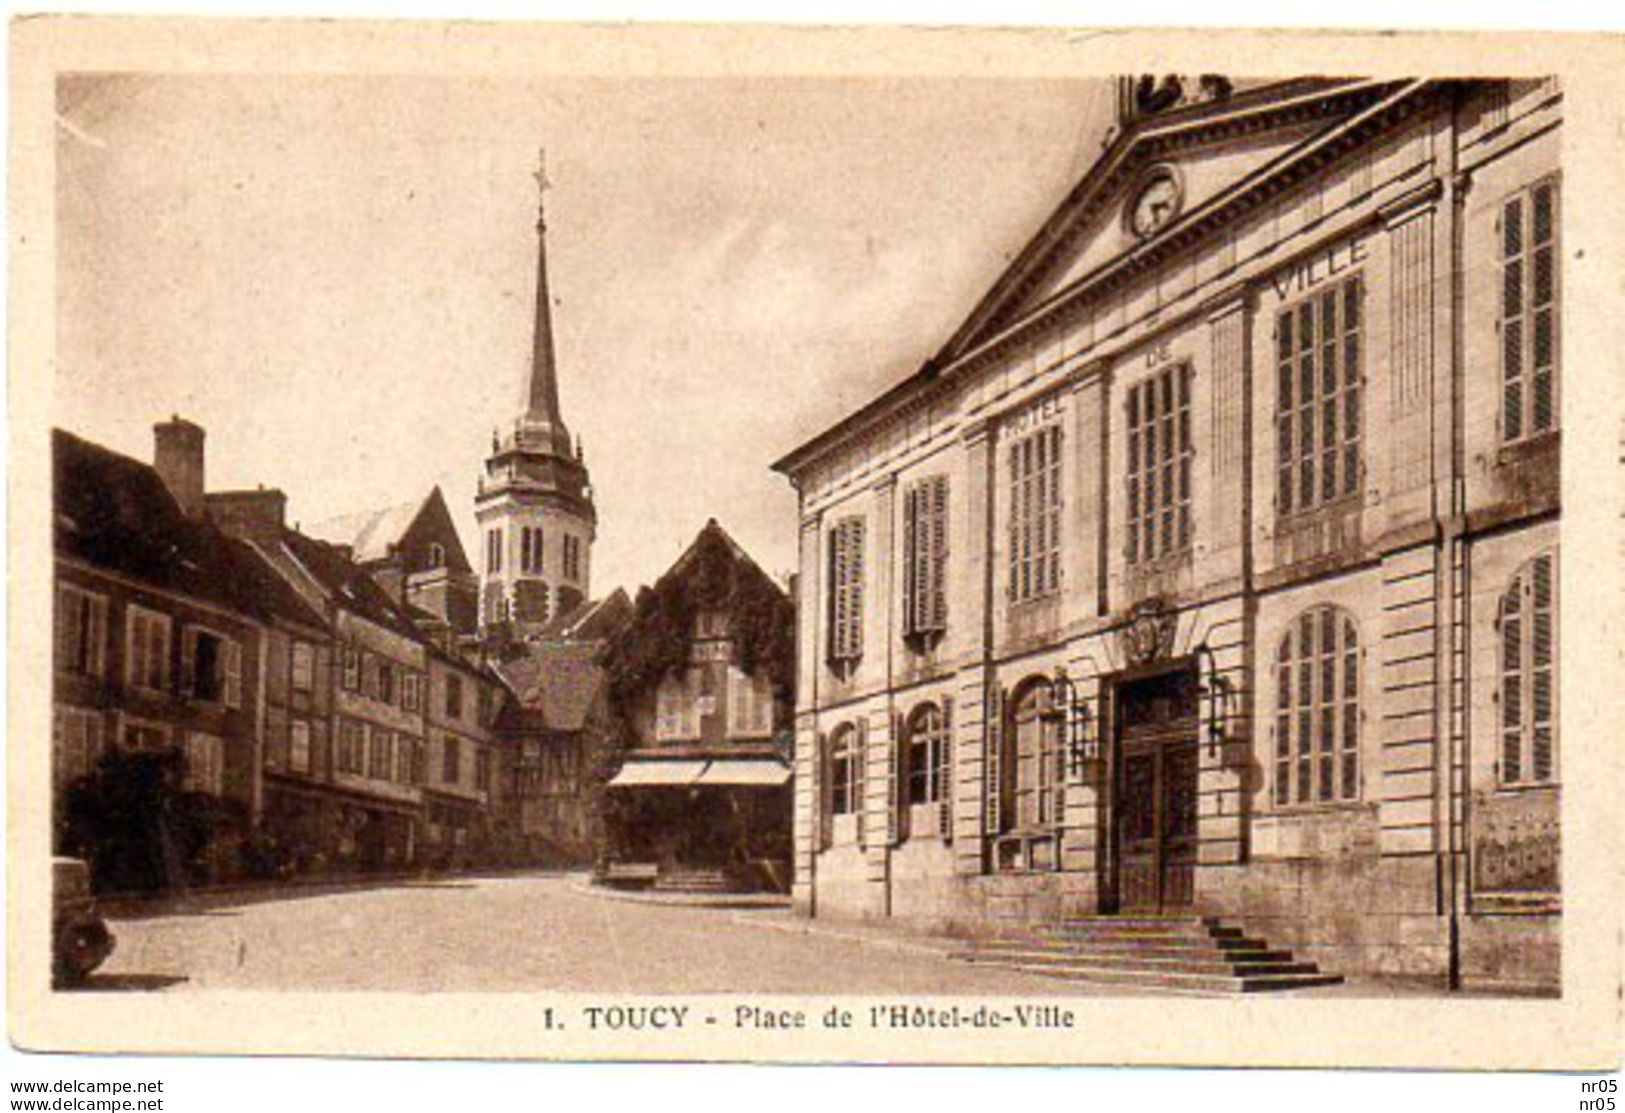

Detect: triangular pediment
[936, 78, 1415, 364]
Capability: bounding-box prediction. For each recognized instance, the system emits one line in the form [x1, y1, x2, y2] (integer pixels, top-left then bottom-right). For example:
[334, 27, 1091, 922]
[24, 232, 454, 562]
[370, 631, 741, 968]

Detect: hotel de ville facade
[774, 77, 1563, 991]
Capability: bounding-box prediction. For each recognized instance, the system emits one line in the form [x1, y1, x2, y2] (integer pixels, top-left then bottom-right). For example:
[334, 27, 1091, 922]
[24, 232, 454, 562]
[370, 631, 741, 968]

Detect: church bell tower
[476, 153, 596, 642]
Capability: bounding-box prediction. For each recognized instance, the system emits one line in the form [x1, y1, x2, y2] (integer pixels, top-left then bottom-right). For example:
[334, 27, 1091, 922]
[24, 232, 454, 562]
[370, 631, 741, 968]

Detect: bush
[60, 749, 243, 895]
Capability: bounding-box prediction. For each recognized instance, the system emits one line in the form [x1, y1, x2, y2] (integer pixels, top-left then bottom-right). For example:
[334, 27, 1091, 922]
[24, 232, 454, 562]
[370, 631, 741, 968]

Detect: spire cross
[532, 148, 551, 196]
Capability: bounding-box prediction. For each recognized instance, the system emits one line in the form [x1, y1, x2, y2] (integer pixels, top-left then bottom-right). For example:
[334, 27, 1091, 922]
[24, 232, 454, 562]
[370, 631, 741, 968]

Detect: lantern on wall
[1045, 669, 1099, 779]
[1193, 641, 1229, 758]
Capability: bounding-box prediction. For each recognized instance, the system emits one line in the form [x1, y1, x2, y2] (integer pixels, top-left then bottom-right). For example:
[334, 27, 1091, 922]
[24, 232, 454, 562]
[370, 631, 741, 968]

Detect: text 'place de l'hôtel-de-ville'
[773, 77, 1561, 991]
[50, 76, 1562, 995]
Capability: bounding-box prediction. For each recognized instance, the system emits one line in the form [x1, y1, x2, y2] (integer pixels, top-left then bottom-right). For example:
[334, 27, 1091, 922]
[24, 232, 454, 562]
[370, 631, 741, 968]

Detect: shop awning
[693, 760, 792, 787]
[606, 760, 707, 788]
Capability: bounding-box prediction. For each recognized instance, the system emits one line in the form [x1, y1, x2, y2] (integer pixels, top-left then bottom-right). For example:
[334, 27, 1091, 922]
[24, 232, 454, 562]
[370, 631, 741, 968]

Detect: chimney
[206, 487, 287, 546]
[154, 416, 206, 519]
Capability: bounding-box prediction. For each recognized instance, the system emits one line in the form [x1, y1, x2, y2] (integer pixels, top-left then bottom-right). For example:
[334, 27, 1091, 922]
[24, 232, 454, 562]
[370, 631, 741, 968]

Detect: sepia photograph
[9, 14, 1623, 1076]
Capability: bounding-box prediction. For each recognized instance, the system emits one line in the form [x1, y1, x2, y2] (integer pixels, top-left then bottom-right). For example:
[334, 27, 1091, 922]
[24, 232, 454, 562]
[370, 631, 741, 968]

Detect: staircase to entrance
[949, 914, 1343, 993]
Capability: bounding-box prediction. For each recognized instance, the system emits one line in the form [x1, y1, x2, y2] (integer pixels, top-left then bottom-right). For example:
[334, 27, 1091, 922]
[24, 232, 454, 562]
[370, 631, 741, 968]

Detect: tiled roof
[53, 429, 323, 630]
[492, 640, 605, 733]
[278, 528, 424, 640]
[532, 588, 633, 642]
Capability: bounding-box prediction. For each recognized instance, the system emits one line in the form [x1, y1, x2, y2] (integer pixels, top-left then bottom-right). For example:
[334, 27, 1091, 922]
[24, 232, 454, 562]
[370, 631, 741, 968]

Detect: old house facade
[600, 521, 796, 891]
[774, 77, 1562, 989]
[53, 423, 326, 884]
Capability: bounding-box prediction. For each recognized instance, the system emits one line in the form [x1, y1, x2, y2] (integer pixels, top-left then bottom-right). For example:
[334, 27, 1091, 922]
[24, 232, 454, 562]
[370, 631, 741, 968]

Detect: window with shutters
[336, 717, 366, 775]
[446, 672, 464, 719]
[1009, 425, 1063, 601]
[902, 476, 949, 641]
[181, 731, 225, 795]
[905, 702, 949, 807]
[655, 668, 702, 741]
[1498, 551, 1557, 785]
[1500, 180, 1560, 445]
[56, 585, 108, 679]
[826, 517, 866, 669]
[291, 641, 315, 693]
[1275, 279, 1363, 515]
[728, 667, 774, 738]
[366, 727, 391, 780]
[1273, 606, 1361, 807]
[52, 707, 106, 787]
[1011, 680, 1064, 829]
[185, 629, 216, 703]
[289, 719, 312, 774]
[1127, 364, 1194, 564]
[122, 718, 170, 753]
[829, 724, 859, 815]
[125, 605, 171, 694]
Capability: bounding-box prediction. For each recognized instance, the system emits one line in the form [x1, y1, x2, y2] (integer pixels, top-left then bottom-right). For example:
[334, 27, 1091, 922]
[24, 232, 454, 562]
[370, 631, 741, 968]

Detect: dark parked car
[53, 856, 114, 985]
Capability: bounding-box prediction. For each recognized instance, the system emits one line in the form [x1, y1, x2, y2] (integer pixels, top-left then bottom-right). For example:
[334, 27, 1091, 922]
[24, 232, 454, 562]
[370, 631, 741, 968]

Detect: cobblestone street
[87, 873, 1112, 995]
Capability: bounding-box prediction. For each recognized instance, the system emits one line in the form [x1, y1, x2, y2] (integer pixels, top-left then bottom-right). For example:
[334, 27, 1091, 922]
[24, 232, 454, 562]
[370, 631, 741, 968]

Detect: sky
[55, 72, 1113, 594]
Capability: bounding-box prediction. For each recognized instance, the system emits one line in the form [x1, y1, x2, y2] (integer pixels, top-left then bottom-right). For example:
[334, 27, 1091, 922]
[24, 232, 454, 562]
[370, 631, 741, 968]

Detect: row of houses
[52, 415, 798, 891]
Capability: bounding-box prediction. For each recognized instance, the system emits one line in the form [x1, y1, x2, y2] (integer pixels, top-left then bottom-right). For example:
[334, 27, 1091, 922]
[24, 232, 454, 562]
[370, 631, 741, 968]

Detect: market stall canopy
[607, 758, 790, 788]
[606, 760, 707, 788]
[693, 760, 792, 787]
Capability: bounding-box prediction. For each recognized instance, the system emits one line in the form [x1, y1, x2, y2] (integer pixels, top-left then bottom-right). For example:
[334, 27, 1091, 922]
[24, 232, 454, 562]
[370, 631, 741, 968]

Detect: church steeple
[475, 151, 597, 644]
[522, 149, 571, 458]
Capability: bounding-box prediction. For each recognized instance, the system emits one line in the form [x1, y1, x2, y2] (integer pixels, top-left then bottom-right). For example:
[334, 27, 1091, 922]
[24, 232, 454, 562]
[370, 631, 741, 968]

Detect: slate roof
[52, 429, 324, 631]
[306, 497, 425, 565]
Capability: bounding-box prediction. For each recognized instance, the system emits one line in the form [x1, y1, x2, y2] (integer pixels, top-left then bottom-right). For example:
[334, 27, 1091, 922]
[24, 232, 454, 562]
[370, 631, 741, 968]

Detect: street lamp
[1045, 669, 1099, 779]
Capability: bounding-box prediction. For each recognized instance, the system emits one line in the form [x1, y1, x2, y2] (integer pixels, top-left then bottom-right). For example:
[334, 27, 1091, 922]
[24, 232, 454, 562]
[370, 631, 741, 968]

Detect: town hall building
[774, 77, 1562, 990]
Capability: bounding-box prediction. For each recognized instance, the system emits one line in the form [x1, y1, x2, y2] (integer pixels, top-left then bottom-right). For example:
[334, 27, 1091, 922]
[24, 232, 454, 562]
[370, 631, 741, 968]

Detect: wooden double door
[1112, 669, 1200, 912]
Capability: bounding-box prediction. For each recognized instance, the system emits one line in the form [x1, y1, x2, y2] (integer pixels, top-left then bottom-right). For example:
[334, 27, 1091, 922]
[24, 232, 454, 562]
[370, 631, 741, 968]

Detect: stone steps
[652, 868, 732, 893]
[948, 914, 1342, 994]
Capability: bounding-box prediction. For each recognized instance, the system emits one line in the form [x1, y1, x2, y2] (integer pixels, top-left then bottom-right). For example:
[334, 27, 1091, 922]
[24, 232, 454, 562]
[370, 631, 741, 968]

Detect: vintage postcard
[8, 17, 1623, 1069]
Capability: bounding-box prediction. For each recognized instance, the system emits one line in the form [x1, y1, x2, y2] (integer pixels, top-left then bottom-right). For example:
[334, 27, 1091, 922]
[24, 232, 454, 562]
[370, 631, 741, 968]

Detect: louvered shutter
[850, 521, 866, 659]
[817, 731, 833, 850]
[828, 528, 844, 658]
[224, 638, 243, 709]
[984, 684, 1004, 836]
[888, 711, 905, 845]
[1531, 553, 1556, 782]
[54, 588, 72, 673]
[179, 627, 197, 697]
[930, 477, 949, 631]
[902, 486, 917, 636]
[855, 717, 869, 849]
[938, 694, 955, 843]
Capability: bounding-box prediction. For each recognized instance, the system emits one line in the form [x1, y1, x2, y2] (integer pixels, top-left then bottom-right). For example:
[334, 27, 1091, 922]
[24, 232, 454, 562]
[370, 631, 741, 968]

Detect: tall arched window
[905, 703, 948, 807]
[1499, 551, 1556, 785]
[829, 724, 858, 816]
[1274, 606, 1360, 806]
[1009, 680, 1063, 830]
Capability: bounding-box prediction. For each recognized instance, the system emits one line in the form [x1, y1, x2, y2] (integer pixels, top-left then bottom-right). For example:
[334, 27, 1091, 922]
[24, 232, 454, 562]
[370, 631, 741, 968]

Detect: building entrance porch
[1108, 666, 1201, 913]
